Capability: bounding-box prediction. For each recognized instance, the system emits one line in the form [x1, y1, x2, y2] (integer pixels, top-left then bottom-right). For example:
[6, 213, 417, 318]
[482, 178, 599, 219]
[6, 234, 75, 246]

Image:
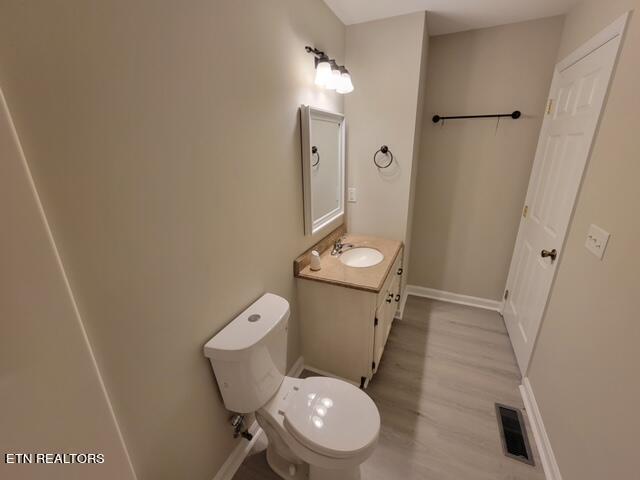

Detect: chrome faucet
[331, 237, 355, 256]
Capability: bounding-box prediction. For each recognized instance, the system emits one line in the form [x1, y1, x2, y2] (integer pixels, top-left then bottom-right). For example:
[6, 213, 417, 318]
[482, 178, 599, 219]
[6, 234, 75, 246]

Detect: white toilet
[204, 293, 380, 480]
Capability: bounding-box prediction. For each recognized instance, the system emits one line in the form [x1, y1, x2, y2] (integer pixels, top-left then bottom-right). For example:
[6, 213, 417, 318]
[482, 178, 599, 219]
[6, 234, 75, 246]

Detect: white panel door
[503, 15, 628, 375]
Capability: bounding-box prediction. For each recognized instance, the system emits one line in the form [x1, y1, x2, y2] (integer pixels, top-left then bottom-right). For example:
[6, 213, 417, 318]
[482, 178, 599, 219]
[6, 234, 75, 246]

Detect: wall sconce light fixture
[305, 46, 354, 94]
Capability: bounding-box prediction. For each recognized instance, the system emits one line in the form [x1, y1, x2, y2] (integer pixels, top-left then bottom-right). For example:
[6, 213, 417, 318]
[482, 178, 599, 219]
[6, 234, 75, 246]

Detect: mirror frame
[300, 105, 346, 236]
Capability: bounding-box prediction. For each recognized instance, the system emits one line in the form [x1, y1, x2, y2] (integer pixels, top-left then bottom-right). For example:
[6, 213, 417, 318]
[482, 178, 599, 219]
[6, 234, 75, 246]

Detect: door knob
[541, 249, 558, 261]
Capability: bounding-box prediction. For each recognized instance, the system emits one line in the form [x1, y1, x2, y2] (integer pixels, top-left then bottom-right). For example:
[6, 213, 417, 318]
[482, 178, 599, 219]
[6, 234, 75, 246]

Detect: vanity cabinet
[297, 244, 403, 388]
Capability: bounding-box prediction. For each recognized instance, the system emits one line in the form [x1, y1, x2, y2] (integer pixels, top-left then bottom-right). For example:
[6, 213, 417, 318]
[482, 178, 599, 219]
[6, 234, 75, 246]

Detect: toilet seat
[283, 377, 380, 459]
[256, 375, 380, 478]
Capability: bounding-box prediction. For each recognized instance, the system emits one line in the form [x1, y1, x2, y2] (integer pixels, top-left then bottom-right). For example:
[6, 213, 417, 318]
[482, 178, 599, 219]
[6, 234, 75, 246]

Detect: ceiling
[323, 0, 581, 35]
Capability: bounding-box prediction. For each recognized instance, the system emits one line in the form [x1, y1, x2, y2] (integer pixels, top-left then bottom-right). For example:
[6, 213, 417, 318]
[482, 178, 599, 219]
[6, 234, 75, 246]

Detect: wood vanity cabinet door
[388, 260, 402, 336]
[373, 301, 387, 372]
[382, 287, 396, 345]
[372, 250, 404, 374]
[376, 268, 395, 309]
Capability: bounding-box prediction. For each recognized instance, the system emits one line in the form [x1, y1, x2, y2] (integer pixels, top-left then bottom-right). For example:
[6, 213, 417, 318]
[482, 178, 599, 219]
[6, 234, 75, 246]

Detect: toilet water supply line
[230, 414, 253, 441]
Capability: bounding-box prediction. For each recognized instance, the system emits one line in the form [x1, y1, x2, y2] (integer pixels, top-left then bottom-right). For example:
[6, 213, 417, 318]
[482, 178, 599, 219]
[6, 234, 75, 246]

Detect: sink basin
[339, 247, 384, 268]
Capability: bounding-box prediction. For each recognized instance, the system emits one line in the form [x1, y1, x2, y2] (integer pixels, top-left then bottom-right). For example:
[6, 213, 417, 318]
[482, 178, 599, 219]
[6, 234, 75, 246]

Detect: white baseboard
[212, 420, 263, 480]
[288, 355, 305, 378]
[405, 285, 501, 312]
[211, 356, 305, 480]
[303, 364, 361, 387]
[520, 377, 563, 480]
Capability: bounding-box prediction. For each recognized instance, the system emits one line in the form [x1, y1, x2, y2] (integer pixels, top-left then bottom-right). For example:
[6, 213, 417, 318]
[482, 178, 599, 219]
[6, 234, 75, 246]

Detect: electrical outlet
[348, 187, 357, 203]
[585, 224, 610, 260]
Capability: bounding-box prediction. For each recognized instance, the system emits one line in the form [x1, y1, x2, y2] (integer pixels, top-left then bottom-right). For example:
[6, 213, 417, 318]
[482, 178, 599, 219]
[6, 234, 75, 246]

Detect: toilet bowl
[256, 376, 379, 480]
[204, 293, 380, 480]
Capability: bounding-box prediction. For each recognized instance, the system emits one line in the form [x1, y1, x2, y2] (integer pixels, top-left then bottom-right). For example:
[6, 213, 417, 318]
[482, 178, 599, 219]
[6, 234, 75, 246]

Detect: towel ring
[373, 145, 393, 169]
[311, 146, 320, 167]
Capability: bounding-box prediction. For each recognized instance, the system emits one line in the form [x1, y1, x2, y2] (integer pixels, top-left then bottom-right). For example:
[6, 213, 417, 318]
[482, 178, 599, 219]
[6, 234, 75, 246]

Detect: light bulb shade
[314, 60, 332, 87]
[326, 67, 341, 90]
[337, 72, 354, 94]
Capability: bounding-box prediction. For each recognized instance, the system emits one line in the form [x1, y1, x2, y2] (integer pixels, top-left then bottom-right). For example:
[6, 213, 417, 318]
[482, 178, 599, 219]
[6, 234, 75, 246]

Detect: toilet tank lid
[204, 293, 290, 360]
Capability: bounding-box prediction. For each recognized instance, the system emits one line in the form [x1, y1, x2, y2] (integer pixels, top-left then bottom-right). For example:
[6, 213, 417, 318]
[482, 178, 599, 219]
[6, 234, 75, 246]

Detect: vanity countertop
[295, 234, 403, 293]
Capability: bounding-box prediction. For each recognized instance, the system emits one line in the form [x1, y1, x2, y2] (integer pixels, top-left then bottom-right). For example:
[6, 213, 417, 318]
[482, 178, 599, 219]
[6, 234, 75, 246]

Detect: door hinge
[504, 289, 510, 300]
[374, 317, 378, 326]
[522, 205, 528, 218]
[372, 361, 376, 370]
[546, 98, 553, 115]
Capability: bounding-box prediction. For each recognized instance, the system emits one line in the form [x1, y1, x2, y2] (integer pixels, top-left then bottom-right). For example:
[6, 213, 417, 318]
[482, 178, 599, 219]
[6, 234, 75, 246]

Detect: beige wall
[345, 12, 428, 267]
[408, 17, 564, 300]
[0, 90, 135, 480]
[528, 2, 640, 479]
[0, 1, 344, 479]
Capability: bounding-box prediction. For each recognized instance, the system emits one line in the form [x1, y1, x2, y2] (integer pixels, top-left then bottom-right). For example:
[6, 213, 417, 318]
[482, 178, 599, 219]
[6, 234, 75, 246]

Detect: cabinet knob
[397, 268, 403, 275]
[386, 294, 392, 303]
[395, 294, 401, 302]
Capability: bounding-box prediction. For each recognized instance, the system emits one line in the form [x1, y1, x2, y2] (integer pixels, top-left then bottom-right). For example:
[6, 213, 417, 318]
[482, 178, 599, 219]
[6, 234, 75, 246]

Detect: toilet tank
[204, 293, 289, 413]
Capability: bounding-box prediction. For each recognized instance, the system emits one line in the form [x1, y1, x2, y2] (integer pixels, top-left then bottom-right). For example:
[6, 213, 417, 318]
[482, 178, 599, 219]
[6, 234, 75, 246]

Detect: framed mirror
[300, 105, 345, 235]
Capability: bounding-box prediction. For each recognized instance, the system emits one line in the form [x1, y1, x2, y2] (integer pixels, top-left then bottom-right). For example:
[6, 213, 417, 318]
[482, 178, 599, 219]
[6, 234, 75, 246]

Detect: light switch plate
[585, 224, 610, 260]
[347, 187, 357, 203]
